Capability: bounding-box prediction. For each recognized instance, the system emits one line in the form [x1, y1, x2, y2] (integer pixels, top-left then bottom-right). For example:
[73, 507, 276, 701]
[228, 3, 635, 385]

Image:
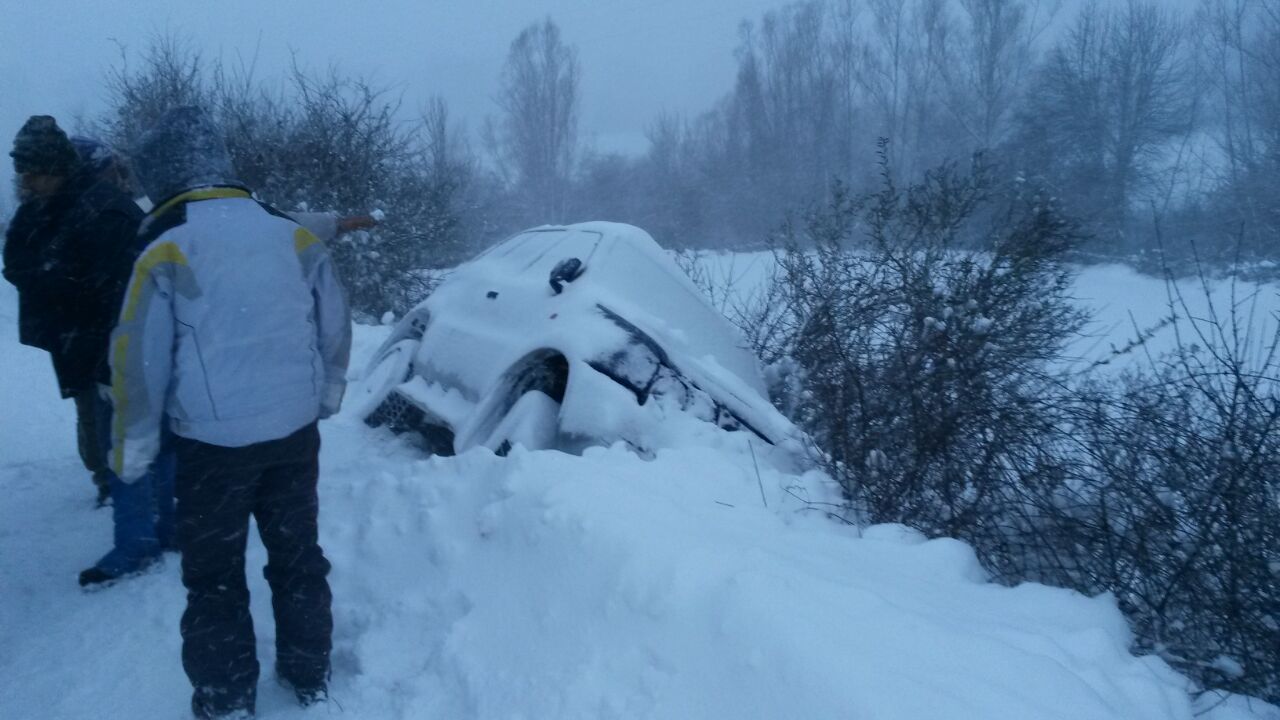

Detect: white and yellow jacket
[109, 187, 352, 480]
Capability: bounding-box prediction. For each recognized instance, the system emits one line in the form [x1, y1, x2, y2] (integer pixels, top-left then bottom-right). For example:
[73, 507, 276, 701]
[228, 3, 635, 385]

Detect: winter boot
[192, 687, 255, 719]
[275, 673, 329, 708]
[79, 471, 162, 587]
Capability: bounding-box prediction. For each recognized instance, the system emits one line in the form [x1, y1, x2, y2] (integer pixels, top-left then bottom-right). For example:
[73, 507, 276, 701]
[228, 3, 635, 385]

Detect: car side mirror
[549, 257, 585, 295]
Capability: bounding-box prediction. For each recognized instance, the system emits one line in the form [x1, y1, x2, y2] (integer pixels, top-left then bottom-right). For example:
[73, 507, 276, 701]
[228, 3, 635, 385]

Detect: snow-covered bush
[772, 152, 1085, 567]
[92, 35, 477, 317]
[758, 153, 1279, 701]
[221, 68, 463, 316]
[1062, 278, 1280, 701]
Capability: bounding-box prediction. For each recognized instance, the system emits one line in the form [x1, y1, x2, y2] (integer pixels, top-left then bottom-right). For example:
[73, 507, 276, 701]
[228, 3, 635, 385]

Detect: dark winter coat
[2, 174, 144, 397]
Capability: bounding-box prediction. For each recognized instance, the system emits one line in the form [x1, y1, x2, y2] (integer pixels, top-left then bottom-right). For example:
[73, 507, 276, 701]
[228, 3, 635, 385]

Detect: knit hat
[10, 115, 79, 176]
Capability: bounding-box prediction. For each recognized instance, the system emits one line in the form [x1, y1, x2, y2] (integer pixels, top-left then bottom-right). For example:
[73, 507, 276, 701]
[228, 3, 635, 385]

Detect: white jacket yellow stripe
[110, 188, 352, 479]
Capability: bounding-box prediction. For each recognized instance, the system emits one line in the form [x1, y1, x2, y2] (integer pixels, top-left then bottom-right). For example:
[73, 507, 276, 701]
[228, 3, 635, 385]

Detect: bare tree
[634, 113, 706, 244]
[935, 0, 1058, 149]
[487, 17, 580, 225]
[638, 0, 872, 246]
[857, 0, 955, 180]
[1194, 0, 1280, 251]
[1018, 0, 1192, 247]
[421, 97, 471, 181]
[709, 1, 859, 235]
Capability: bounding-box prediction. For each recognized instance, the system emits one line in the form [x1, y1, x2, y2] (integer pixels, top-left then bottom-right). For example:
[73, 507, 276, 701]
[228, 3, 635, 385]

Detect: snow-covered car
[352, 221, 798, 457]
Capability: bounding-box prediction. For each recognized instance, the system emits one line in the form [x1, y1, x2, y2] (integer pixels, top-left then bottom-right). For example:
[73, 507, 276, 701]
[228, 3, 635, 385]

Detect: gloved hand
[115, 434, 159, 484]
[335, 214, 380, 234]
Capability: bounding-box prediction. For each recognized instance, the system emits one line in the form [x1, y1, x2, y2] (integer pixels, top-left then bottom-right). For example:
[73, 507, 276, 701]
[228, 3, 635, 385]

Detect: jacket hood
[70, 136, 127, 186]
[131, 106, 243, 205]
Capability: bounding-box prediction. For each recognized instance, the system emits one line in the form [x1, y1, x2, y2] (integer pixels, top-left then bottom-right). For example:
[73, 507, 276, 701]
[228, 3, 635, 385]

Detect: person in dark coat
[2, 117, 174, 586]
[69, 135, 178, 587]
[3, 117, 139, 503]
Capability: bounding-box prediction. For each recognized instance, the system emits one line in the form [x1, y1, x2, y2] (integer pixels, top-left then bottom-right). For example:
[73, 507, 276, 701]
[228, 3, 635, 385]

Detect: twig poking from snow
[748, 439, 768, 508]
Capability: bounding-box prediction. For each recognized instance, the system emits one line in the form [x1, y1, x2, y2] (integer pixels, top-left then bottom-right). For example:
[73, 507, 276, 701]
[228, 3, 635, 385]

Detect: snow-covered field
[689, 250, 1280, 371]
[2, 266, 1278, 720]
[1069, 263, 1280, 371]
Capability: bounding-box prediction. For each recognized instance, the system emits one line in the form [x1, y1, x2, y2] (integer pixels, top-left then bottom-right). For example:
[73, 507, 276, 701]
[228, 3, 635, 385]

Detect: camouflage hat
[10, 115, 79, 176]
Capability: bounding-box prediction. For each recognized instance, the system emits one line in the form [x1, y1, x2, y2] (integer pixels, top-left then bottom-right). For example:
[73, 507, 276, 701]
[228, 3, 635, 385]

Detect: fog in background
[0, 0, 1254, 262]
[0, 0, 784, 216]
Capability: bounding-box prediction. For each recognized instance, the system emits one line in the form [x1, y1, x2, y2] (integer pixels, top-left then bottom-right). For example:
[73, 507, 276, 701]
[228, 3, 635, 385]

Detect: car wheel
[461, 351, 569, 455]
[353, 339, 417, 426]
[490, 390, 562, 456]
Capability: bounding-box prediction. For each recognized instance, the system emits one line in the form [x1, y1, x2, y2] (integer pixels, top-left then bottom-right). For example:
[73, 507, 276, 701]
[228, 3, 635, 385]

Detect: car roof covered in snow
[430, 222, 767, 399]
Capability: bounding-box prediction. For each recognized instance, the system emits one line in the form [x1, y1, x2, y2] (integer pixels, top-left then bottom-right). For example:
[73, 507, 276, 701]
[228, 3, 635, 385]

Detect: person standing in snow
[2, 118, 175, 587]
[67, 135, 179, 587]
[2, 117, 133, 505]
[115, 105, 351, 719]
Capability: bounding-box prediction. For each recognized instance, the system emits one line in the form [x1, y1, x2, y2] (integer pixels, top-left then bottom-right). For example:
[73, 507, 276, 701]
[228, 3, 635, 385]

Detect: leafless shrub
[93, 35, 477, 317]
[773, 149, 1085, 558]
[1057, 249, 1280, 699]
[743, 148, 1278, 700]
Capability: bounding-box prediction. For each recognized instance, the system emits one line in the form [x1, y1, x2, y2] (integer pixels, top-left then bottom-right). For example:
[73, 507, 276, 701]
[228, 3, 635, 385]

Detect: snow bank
[2, 280, 1277, 719]
[323, 433, 1192, 720]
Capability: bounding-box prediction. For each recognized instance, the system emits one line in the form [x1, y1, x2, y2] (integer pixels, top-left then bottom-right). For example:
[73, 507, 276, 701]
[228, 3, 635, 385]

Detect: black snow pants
[173, 422, 332, 718]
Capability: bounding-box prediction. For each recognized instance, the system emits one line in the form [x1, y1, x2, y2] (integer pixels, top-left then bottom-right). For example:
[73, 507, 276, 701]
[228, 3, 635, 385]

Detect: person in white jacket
[113, 106, 351, 719]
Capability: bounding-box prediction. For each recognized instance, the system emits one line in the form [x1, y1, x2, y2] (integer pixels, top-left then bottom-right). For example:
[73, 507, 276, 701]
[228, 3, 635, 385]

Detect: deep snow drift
[1, 271, 1276, 719]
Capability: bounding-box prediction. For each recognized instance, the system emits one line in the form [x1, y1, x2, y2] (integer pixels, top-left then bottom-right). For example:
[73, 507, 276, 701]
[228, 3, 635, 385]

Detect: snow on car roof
[457, 222, 766, 396]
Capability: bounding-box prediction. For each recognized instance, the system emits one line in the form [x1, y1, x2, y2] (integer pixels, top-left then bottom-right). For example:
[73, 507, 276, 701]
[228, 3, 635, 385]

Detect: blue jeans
[90, 393, 177, 574]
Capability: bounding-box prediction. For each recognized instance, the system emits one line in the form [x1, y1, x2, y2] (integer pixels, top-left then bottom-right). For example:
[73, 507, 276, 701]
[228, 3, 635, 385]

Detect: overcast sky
[0, 0, 1201, 218]
[0, 0, 788, 212]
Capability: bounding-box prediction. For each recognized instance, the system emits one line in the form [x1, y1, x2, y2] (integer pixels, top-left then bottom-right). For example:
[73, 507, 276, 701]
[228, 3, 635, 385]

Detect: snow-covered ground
[687, 250, 1280, 372]
[1, 269, 1277, 720]
[1069, 262, 1280, 371]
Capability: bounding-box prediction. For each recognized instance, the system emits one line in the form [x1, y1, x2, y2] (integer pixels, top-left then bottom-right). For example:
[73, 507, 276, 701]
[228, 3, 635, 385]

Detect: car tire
[460, 352, 569, 455]
[490, 390, 562, 456]
[353, 339, 417, 426]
